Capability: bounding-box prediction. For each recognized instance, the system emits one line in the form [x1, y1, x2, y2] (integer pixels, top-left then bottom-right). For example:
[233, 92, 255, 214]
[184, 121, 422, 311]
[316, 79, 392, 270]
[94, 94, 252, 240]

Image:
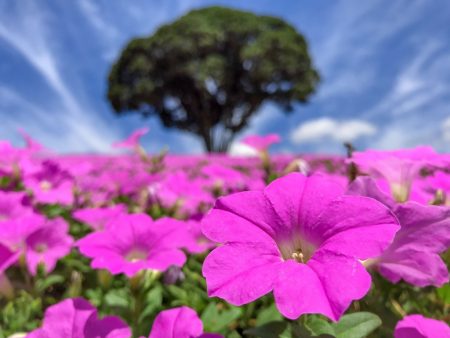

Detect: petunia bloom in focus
[26, 297, 131, 338]
[394, 314, 450, 338]
[148, 306, 223, 338]
[77, 214, 188, 277]
[201, 173, 400, 320]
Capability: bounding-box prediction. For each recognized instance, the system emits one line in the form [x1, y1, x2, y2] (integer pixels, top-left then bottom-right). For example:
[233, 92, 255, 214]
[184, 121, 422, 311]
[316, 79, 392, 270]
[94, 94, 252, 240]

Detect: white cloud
[290, 117, 377, 144]
[442, 117, 450, 142]
[228, 142, 258, 157]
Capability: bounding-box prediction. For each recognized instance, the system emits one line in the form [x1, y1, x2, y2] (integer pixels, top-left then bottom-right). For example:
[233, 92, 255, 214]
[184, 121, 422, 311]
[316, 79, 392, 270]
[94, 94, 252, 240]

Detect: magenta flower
[23, 160, 74, 205]
[348, 177, 450, 287]
[241, 134, 281, 152]
[73, 205, 127, 231]
[149, 171, 214, 215]
[394, 314, 450, 338]
[1, 215, 73, 275]
[113, 127, 149, 149]
[25, 217, 74, 275]
[0, 191, 33, 222]
[201, 173, 399, 320]
[372, 202, 450, 287]
[181, 217, 215, 254]
[18, 128, 45, 153]
[26, 298, 131, 338]
[0, 242, 19, 274]
[350, 146, 442, 202]
[201, 164, 246, 192]
[148, 306, 223, 338]
[77, 214, 188, 277]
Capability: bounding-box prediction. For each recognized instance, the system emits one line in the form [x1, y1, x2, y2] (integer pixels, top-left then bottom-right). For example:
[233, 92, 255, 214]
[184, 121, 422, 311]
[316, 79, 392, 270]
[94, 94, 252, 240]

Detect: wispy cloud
[290, 117, 377, 144]
[0, 1, 121, 152]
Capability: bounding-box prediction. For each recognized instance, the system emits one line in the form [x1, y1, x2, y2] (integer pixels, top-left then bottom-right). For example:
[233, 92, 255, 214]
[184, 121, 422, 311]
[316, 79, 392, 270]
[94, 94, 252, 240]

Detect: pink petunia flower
[350, 146, 442, 202]
[373, 203, 449, 287]
[394, 314, 450, 338]
[241, 134, 281, 152]
[113, 127, 149, 149]
[0, 242, 19, 274]
[23, 160, 74, 205]
[26, 297, 131, 338]
[24, 217, 74, 275]
[18, 128, 45, 153]
[201, 173, 399, 321]
[148, 306, 223, 338]
[181, 217, 216, 254]
[149, 171, 214, 215]
[0, 191, 34, 222]
[76, 214, 188, 277]
[348, 177, 450, 287]
[73, 204, 127, 231]
[0, 215, 73, 275]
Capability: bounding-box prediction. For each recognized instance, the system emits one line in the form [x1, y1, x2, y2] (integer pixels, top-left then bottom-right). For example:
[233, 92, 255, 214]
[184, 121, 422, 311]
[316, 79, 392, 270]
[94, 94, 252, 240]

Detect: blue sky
[0, 0, 449, 154]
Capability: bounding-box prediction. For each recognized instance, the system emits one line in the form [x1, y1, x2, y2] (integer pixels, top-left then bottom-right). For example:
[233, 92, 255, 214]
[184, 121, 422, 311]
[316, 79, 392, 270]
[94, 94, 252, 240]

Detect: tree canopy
[107, 6, 320, 152]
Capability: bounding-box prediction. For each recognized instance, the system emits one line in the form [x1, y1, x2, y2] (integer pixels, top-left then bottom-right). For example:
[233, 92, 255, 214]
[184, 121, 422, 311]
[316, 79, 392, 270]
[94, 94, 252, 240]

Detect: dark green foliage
[107, 6, 319, 151]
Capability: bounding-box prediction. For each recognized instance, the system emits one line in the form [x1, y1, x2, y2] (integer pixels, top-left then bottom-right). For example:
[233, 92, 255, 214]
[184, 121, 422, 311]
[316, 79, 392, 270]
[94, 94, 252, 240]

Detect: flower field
[0, 133, 449, 338]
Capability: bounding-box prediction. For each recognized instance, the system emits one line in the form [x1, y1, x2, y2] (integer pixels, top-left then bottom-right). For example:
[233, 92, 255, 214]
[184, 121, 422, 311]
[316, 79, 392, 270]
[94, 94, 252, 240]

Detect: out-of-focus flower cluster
[0, 131, 449, 338]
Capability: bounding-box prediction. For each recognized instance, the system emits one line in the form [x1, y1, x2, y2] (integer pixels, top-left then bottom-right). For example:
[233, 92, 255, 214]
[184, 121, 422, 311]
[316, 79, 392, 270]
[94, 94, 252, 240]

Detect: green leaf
[244, 321, 288, 338]
[201, 303, 242, 332]
[35, 274, 65, 293]
[256, 303, 283, 326]
[437, 284, 450, 304]
[334, 312, 381, 338]
[139, 285, 164, 321]
[104, 289, 129, 308]
[305, 316, 336, 336]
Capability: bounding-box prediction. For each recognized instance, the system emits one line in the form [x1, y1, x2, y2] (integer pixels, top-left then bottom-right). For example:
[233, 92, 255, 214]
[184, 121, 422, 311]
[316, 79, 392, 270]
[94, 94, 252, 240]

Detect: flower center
[125, 248, 147, 262]
[278, 235, 316, 264]
[390, 183, 410, 203]
[35, 243, 48, 253]
[291, 250, 306, 263]
[40, 180, 53, 191]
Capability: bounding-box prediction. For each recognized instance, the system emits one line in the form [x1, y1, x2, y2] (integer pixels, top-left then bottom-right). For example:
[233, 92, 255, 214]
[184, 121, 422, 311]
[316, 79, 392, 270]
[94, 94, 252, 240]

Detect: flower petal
[203, 242, 282, 305]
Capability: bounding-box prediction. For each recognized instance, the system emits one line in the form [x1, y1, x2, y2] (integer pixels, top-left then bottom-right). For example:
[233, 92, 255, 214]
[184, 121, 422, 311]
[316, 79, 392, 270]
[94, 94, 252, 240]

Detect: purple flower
[0, 191, 33, 222]
[23, 160, 74, 205]
[372, 202, 450, 287]
[77, 214, 188, 277]
[26, 298, 131, 338]
[148, 306, 223, 338]
[18, 128, 45, 153]
[1, 215, 73, 275]
[241, 134, 281, 152]
[25, 217, 74, 275]
[394, 314, 450, 338]
[201, 173, 399, 320]
[350, 147, 442, 202]
[0, 242, 19, 274]
[149, 171, 214, 215]
[113, 127, 149, 149]
[73, 205, 127, 231]
[181, 217, 215, 254]
[348, 177, 450, 287]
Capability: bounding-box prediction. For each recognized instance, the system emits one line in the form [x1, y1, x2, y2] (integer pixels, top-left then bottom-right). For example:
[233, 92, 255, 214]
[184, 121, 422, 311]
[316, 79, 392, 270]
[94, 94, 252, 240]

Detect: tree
[107, 6, 319, 152]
